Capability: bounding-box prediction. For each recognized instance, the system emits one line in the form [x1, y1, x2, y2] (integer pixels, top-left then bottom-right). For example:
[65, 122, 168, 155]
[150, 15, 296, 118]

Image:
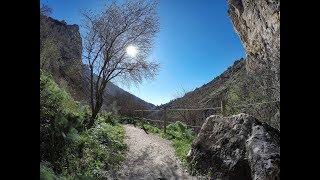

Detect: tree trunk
[88, 110, 99, 128]
[89, 65, 94, 114]
[88, 92, 104, 128]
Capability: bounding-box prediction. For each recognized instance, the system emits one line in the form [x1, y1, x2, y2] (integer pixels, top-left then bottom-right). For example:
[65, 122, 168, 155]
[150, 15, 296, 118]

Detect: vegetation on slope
[159, 59, 280, 130]
[40, 72, 126, 179]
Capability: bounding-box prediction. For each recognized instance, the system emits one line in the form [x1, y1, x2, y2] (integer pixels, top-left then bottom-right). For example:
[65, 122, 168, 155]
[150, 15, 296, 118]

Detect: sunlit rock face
[40, 14, 85, 102]
[40, 15, 83, 80]
[227, 0, 280, 102]
[187, 114, 280, 180]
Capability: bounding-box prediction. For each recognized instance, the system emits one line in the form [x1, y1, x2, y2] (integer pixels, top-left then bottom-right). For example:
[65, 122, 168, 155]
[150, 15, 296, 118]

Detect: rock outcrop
[227, 0, 280, 101]
[40, 14, 85, 101]
[187, 114, 280, 180]
[40, 14, 83, 81]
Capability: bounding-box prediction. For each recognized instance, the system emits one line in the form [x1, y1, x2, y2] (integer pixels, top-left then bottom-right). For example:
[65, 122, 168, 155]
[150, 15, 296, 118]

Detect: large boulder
[187, 114, 280, 180]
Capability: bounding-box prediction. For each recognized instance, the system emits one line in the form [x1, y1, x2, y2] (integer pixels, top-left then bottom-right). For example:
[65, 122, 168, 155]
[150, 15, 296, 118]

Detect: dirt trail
[117, 124, 199, 179]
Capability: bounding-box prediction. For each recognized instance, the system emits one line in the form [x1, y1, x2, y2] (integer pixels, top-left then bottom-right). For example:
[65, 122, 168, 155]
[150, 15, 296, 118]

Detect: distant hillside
[160, 59, 246, 109]
[81, 65, 155, 111]
[158, 58, 279, 130]
[40, 14, 155, 112]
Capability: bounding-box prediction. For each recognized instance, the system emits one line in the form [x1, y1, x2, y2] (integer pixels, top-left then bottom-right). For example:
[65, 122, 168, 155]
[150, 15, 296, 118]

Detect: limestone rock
[188, 114, 280, 180]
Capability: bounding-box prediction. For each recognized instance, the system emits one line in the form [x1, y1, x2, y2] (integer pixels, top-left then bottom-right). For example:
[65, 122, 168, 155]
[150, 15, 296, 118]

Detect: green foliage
[225, 85, 242, 115]
[40, 71, 87, 118]
[40, 72, 87, 173]
[40, 37, 61, 70]
[96, 112, 122, 125]
[141, 122, 162, 134]
[40, 72, 126, 179]
[162, 121, 195, 166]
[225, 84, 271, 117]
[60, 122, 126, 179]
[163, 121, 194, 141]
[40, 163, 59, 180]
[171, 139, 193, 166]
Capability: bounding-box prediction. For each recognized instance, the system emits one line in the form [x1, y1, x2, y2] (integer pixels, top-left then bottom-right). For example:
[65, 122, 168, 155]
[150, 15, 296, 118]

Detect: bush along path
[40, 72, 127, 179]
[115, 121, 207, 179]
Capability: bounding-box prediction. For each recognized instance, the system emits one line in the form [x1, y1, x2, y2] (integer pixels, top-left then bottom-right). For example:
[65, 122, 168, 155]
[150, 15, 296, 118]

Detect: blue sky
[41, 0, 245, 106]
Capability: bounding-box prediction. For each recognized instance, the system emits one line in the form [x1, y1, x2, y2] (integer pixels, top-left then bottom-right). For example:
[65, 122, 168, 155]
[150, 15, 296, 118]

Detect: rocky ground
[116, 124, 201, 179]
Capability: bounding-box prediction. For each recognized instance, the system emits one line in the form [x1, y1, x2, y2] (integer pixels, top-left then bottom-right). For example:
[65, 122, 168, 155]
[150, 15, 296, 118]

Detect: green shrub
[162, 121, 195, 166]
[40, 72, 126, 179]
[97, 112, 121, 125]
[225, 85, 242, 115]
[40, 162, 60, 180]
[171, 138, 193, 166]
[63, 122, 126, 179]
[141, 122, 162, 134]
[40, 71, 85, 118]
[40, 72, 87, 172]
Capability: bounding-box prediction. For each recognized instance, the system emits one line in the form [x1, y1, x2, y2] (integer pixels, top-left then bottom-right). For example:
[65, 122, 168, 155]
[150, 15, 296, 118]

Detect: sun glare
[126, 45, 138, 57]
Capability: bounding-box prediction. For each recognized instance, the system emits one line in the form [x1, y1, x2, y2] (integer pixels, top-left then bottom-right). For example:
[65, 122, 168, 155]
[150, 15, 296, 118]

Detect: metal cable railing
[122, 100, 280, 131]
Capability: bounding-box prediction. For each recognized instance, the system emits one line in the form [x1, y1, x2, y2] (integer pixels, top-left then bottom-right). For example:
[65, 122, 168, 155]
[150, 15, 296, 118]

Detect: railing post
[163, 108, 167, 134]
[221, 100, 226, 117]
[141, 110, 144, 124]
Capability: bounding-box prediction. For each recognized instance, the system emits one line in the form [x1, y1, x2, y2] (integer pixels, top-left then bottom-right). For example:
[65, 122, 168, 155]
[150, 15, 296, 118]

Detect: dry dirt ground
[116, 124, 203, 179]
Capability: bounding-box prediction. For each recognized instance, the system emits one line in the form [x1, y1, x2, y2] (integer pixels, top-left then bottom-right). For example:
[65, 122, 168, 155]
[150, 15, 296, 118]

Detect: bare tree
[82, 0, 160, 127]
[171, 85, 200, 126]
[40, 4, 52, 16]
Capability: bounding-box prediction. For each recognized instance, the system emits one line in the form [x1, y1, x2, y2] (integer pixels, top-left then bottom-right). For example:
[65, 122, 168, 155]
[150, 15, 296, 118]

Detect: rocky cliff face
[40, 14, 85, 101]
[227, 0, 280, 101]
[188, 114, 280, 179]
[40, 15, 83, 81]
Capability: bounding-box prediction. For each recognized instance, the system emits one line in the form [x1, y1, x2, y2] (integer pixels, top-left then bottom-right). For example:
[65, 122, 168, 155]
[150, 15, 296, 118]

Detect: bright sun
[126, 45, 138, 57]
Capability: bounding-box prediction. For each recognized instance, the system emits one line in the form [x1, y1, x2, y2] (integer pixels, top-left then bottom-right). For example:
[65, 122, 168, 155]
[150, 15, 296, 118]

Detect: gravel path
[117, 124, 197, 179]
